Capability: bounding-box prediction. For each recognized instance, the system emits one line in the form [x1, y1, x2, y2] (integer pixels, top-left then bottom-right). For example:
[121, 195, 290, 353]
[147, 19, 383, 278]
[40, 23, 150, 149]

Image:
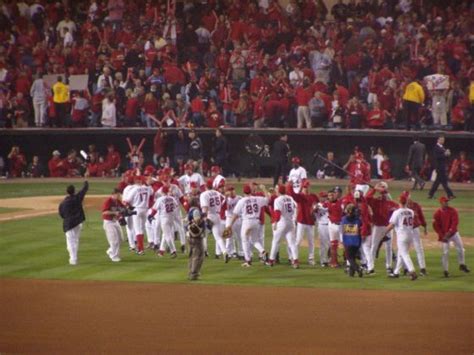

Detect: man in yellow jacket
[402, 79, 425, 130]
[52, 76, 69, 127]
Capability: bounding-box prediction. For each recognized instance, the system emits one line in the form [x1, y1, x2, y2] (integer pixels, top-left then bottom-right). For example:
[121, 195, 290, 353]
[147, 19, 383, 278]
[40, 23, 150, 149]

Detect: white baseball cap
[52, 150, 60, 156]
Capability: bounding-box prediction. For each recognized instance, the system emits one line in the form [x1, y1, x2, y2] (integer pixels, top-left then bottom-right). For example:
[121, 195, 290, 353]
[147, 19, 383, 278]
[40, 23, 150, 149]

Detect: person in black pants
[428, 136, 454, 199]
[341, 204, 363, 278]
[272, 134, 290, 186]
[406, 136, 426, 190]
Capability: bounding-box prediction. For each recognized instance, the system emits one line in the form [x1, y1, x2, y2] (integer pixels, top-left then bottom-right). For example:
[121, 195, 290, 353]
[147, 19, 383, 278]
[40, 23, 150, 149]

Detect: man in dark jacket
[212, 128, 228, 174]
[272, 134, 290, 186]
[58, 181, 89, 265]
[188, 130, 204, 173]
[428, 136, 454, 199]
[406, 136, 426, 190]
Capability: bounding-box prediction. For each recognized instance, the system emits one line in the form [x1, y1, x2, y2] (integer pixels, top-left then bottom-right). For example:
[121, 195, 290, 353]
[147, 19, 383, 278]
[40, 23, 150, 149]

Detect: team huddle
[89, 156, 473, 282]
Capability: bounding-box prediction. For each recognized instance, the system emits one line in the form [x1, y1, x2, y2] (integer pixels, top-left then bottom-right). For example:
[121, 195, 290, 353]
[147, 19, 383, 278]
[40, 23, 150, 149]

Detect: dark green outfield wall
[1, 128, 473, 178]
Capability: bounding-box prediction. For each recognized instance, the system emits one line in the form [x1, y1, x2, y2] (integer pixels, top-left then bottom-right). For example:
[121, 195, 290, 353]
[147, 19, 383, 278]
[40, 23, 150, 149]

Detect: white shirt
[288, 166, 307, 193]
[101, 100, 116, 127]
[200, 190, 224, 215]
[389, 207, 415, 235]
[373, 153, 384, 176]
[226, 195, 242, 218]
[122, 184, 135, 205]
[63, 31, 73, 46]
[274, 195, 296, 221]
[157, 184, 183, 203]
[289, 69, 304, 88]
[233, 196, 268, 221]
[123, 185, 153, 210]
[212, 174, 226, 189]
[153, 195, 179, 220]
[315, 202, 329, 225]
[178, 173, 204, 194]
[56, 20, 77, 38]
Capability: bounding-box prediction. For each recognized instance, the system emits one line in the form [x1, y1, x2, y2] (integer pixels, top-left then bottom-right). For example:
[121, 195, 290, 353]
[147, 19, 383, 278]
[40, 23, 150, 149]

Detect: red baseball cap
[439, 196, 449, 204]
[243, 184, 252, 194]
[401, 190, 410, 199]
[161, 185, 170, 194]
[399, 194, 407, 204]
[318, 191, 328, 198]
[206, 179, 214, 189]
[190, 181, 198, 188]
[291, 156, 301, 165]
[211, 165, 220, 173]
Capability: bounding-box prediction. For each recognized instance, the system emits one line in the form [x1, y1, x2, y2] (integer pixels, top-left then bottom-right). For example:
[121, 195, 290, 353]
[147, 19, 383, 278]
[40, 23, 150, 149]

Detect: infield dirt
[0, 279, 472, 354]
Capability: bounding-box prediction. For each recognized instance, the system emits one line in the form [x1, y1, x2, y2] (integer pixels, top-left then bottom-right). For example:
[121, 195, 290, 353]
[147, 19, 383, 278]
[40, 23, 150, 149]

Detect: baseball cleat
[170, 252, 177, 259]
[137, 250, 145, 256]
[409, 272, 418, 281]
[459, 264, 470, 273]
[386, 267, 394, 274]
[180, 245, 186, 253]
[443, 271, 449, 278]
[260, 251, 269, 263]
[224, 253, 230, 263]
[157, 251, 165, 257]
[111, 257, 121, 262]
[215, 254, 221, 259]
[147, 242, 154, 249]
[403, 268, 409, 276]
[420, 268, 427, 276]
[241, 262, 252, 268]
[129, 247, 136, 252]
[265, 260, 274, 267]
[388, 273, 399, 278]
[308, 259, 316, 266]
[321, 262, 329, 268]
[366, 269, 375, 275]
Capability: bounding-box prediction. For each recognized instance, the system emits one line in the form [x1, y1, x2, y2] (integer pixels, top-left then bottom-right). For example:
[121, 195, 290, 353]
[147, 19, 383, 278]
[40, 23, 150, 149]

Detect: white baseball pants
[296, 223, 315, 260]
[103, 220, 122, 261]
[270, 220, 297, 261]
[65, 224, 82, 265]
[241, 219, 265, 262]
[441, 232, 465, 272]
[208, 214, 227, 256]
[225, 217, 243, 256]
[328, 222, 341, 242]
[174, 209, 186, 246]
[371, 226, 393, 269]
[361, 233, 374, 270]
[318, 223, 330, 264]
[393, 232, 415, 274]
[125, 215, 135, 249]
[159, 218, 177, 253]
[133, 208, 147, 236]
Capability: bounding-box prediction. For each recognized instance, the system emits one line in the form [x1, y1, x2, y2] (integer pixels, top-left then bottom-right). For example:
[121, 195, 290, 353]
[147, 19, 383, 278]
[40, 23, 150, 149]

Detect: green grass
[0, 181, 115, 198]
[0, 205, 472, 292]
[0, 207, 27, 214]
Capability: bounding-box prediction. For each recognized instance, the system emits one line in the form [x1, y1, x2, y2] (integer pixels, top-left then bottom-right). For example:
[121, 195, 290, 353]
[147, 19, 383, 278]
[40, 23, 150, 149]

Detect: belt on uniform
[318, 223, 328, 226]
[330, 222, 340, 225]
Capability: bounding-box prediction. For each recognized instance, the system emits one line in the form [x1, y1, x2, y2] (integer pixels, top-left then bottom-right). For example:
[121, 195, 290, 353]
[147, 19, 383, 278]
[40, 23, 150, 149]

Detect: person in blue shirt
[341, 204, 363, 277]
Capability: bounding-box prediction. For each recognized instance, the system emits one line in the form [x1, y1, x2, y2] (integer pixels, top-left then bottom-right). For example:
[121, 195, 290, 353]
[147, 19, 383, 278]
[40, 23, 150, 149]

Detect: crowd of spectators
[0, 0, 473, 130]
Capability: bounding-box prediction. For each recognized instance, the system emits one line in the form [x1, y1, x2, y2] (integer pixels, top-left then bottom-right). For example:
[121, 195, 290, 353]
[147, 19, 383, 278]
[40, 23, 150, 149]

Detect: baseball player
[58, 181, 89, 265]
[158, 181, 186, 253]
[402, 191, 428, 275]
[121, 174, 137, 251]
[386, 194, 418, 281]
[122, 176, 153, 255]
[178, 163, 205, 194]
[433, 196, 470, 277]
[288, 179, 319, 265]
[352, 190, 373, 274]
[266, 185, 299, 268]
[226, 184, 269, 267]
[200, 179, 230, 262]
[365, 183, 398, 274]
[149, 185, 179, 258]
[225, 185, 243, 258]
[343, 152, 371, 195]
[314, 191, 330, 267]
[288, 157, 307, 193]
[327, 189, 343, 267]
[251, 182, 269, 253]
[102, 189, 124, 262]
[211, 165, 226, 190]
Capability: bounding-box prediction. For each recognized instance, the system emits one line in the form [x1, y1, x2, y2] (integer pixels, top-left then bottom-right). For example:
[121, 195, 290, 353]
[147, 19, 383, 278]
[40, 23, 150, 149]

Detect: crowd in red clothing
[0, 0, 472, 129]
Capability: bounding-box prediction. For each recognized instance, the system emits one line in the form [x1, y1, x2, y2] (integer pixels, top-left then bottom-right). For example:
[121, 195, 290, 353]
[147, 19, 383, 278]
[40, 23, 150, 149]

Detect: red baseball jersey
[327, 199, 343, 224]
[433, 206, 459, 241]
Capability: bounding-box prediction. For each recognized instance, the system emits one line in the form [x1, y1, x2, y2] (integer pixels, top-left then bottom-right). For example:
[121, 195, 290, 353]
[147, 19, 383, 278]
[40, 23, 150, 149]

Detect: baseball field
[1, 178, 473, 354]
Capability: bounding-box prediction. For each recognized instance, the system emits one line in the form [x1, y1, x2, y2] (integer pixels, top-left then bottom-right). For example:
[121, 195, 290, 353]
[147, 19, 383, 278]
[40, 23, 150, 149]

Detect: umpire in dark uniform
[187, 203, 206, 281]
[428, 136, 454, 199]
[272, 134, 290, 186]
[58, 181, 89, 265]
[405, 136, 426, 190]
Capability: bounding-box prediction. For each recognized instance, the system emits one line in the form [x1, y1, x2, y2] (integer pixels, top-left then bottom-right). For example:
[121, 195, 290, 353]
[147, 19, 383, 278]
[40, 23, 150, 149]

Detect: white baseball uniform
[122, 184, 136, 249]
[158, 184, 186, 247]
[102, 198, 123, 262]
[152, 195, 179, 254]
[225, 195, 243, 256]
[390, 207, 416, 274]
[270, 195, 298, 262]
[441, 232, 466, 272]
[315, 202, 330, 265]
[288, 166, 307, 193]
[233, 195, 268, 262]
[200, 189, 227, 256]
[178, 173, 205, 194]
[124, 184, 153, 237]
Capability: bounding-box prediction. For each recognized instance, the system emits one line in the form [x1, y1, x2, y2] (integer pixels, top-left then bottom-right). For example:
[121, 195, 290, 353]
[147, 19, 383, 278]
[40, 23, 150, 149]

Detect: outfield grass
[0, 207, 27, 214]
[0, 204, 472, 292]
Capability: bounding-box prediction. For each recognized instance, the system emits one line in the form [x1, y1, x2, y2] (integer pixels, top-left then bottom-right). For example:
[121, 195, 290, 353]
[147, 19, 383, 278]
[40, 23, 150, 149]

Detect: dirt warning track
[0, 279, 472, 354]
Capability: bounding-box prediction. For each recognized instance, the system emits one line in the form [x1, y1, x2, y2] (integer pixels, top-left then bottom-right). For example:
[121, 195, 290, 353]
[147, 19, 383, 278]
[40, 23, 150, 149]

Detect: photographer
[102, 188, 125, 262]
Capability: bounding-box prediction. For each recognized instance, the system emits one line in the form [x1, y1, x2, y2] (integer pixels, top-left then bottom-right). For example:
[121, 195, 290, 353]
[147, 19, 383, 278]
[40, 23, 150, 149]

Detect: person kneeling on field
[187, 204, 206, 281]
[102, 188, 125, 262]
[341, 204, 363, 277]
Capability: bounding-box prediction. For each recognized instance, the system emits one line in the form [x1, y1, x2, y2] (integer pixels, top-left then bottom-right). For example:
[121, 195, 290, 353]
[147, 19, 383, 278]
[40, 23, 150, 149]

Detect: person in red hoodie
[287, 179, 319, 265]
[433, 196, 470, 277]
[48, 150, 67, 177]
[105, 144, 121, 176]
[401, 191, 427, 275]
[327, 188, 343, 267]
[7, 146, 26, 177]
